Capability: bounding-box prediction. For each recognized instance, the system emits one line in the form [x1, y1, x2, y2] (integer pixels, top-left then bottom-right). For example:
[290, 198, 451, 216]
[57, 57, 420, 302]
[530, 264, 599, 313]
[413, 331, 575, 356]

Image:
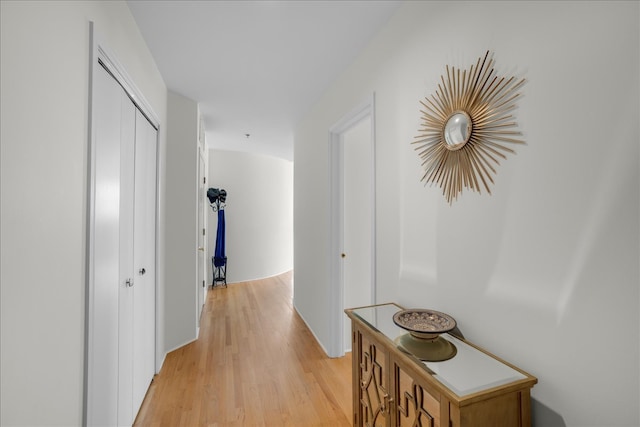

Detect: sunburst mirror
[413, 51, 526, 204]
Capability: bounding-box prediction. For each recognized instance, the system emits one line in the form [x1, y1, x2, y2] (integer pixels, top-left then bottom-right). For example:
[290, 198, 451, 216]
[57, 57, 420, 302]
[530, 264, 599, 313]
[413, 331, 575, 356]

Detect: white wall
[0, 1, 167, 425]
[208, 150, 293, 283]
[294, 2, 639, 427]
[165, 91, 199, 351]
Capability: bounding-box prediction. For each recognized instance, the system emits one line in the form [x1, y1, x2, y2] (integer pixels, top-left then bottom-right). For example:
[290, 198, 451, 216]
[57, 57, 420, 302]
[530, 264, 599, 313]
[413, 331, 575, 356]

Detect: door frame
[85, 22, 161, 425]
[328, 94, 376, 358]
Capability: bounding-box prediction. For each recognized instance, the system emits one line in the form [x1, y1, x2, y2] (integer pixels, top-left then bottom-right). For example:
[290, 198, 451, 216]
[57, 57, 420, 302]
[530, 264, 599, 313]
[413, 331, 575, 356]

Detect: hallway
[134, 272, 352, 426]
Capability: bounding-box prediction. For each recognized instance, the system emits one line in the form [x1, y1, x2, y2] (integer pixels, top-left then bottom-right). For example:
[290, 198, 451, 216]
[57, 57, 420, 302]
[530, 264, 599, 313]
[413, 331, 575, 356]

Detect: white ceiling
[127, 0, 401, 161]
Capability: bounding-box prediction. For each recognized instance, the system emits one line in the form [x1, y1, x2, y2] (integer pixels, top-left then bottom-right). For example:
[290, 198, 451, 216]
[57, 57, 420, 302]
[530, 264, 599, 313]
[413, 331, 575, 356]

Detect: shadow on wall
[532, 399, 566, 427]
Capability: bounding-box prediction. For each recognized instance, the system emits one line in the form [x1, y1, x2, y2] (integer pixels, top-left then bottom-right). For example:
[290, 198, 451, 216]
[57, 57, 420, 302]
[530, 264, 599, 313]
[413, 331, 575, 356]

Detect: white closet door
[90, 64, 157, 427]
[117, 92, 136, 426]
[90, 63, 124, 427]
[132, 110, 157, 413]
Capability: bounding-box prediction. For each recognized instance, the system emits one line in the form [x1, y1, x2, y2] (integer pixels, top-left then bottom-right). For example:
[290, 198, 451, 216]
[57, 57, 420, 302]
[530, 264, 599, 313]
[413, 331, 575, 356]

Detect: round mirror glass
[443, 111, 472, 150]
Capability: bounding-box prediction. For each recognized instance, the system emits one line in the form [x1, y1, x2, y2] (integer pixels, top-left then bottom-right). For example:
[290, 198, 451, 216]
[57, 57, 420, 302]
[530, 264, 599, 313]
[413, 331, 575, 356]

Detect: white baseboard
[292, 303, 332, 357]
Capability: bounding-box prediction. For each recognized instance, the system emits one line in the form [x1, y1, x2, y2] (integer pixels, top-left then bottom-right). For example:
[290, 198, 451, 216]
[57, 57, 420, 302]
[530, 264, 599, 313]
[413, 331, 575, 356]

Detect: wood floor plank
[134, 271, 352, 426]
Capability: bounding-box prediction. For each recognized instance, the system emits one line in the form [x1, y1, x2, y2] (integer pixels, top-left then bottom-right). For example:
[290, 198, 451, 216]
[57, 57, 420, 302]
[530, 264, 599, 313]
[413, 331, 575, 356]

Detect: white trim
[83, 23, 98, 426]
[293, 304, 331, 357]
[96, 45, 159, 130]
[327, 94, 377, 358]
[164, 337, 198, 355]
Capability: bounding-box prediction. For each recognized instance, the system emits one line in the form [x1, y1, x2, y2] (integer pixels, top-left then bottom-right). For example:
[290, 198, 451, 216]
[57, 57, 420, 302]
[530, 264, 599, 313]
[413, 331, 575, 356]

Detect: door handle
[125, 278, 134, 287]
[341, 253, 346, 258]
[139, 268, 146, 275]
[198, 247, 205, 252]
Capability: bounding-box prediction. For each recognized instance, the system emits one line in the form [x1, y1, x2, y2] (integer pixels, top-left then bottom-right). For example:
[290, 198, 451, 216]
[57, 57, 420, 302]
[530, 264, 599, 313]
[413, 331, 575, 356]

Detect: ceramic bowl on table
[392, 309, 457, 361]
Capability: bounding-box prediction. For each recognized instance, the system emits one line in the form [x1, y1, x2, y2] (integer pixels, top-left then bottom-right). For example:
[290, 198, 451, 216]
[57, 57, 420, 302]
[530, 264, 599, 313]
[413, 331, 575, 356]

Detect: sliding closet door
[132, 110, 157, 412]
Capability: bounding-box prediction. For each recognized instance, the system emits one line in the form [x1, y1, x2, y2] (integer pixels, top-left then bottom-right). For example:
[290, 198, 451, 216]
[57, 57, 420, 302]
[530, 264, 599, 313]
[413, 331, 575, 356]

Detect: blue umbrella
[214, 207, 226, 267]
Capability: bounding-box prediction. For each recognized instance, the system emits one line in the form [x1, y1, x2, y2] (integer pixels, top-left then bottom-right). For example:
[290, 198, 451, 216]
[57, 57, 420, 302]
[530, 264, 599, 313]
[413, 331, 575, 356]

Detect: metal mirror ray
[413, 51, 526, 204]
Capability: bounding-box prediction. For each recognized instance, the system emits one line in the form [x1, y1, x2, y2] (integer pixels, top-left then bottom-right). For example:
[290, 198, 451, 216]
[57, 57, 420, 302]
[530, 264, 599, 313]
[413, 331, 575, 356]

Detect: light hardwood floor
[134, 271, 353, 426]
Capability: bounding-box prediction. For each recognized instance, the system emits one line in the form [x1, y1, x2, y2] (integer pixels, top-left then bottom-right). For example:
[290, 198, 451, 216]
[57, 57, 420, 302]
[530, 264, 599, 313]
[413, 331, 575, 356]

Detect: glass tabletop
[348, 303, 527, 397]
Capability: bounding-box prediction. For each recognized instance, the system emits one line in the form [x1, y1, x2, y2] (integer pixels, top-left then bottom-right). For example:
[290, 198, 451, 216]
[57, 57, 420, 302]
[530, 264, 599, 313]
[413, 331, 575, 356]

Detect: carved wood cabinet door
[393, 360, 441, 427]
[358, 331, 391, 427]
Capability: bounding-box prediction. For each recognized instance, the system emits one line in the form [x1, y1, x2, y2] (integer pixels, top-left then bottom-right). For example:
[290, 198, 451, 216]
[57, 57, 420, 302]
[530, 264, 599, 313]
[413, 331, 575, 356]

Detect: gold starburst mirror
[413, 51, 526, 203]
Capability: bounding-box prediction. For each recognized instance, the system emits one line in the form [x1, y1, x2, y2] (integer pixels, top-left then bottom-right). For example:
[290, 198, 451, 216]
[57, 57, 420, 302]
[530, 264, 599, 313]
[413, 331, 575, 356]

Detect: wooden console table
[345, 303, 537, 427]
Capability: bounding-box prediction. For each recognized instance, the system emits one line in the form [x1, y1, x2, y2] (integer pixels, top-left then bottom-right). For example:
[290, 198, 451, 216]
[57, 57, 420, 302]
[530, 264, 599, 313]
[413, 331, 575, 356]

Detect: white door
[132, 109, 157, 414]
[328, 96, 376, 357]
[117, 87, 136, 426]
[197, 149, 206, 323]
[89, 62, 125, 427]
[89, 63, 157, 427]
[341, 116, 373, 352]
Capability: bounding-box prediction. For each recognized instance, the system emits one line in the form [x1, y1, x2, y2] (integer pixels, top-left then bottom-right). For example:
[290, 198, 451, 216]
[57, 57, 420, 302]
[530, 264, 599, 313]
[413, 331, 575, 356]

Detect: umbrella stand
[208, 188, 227, 288]
[212, 256, 227, 287]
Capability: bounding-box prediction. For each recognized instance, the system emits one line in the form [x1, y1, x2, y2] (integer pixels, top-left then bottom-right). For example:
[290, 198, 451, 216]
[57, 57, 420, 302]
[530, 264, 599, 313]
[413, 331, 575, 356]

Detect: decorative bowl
[392, 309, 456, 340]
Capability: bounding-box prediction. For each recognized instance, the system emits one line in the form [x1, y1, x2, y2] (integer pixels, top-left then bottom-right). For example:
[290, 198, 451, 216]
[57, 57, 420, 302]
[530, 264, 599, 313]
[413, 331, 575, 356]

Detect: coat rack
[207, 188, 227, 287]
